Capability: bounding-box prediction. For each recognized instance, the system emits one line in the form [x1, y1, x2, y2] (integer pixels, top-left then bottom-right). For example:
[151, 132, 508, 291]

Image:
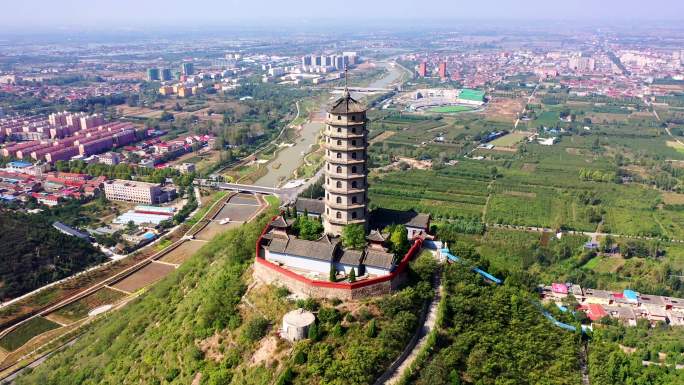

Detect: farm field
[582, 255, 626, 273]
[46, 287, 126, 325]
[489, 131, 532, 147]
[110, 262, 176, 293]
[0, 317, 60, 352]
[157, 240, 205, 265]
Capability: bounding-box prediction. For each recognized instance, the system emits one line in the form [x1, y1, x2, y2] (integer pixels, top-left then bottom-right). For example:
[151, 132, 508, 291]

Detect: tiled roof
[338, 249, 363, 266]
[363, 249, 395, 270]
[368, 208, 430, 231]
[271, 216, 288, 228]
[295, 198, 325, 215]
[329, 92, 366, 114]
[267, 236, 337, 262]
[366, 230, 386, 242]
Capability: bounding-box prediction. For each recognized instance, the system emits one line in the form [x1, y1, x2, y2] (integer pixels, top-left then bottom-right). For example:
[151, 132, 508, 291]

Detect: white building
[103, 180, 173, 204]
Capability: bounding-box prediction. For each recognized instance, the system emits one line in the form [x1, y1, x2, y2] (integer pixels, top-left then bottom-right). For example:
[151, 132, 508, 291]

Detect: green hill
[15, 209, 435, 385]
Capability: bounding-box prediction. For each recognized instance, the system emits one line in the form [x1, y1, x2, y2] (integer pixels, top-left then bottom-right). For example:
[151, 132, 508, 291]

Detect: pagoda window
[352, 196, 358, 204]
[336, 211, 342, 219]
[351, 152, 357, 159]
[336, 166, 342, 173]
[336, 181, 342, 188]
[351, 211, 357, 219]
[351, 115, 356, 121]
[351, 166, 357, 173]
[336, 196, 342, 204]
[337, 140, 342, 146]
[336, 152, 342, 159]
[351, 181, 357, 188]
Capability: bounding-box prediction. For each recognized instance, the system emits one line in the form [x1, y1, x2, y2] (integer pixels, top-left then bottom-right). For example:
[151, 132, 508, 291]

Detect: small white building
[281, 309, 315, 342]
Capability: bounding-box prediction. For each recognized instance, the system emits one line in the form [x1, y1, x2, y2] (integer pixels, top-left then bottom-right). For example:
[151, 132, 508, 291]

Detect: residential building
[147, 68, 160, 81]
[418, 61, 427, 77]
[438, 61, 447, 80]
[181, 62, 194, 76]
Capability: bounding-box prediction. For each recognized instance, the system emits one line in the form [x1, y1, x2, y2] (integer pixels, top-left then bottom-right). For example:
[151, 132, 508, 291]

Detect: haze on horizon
[3, 0, 684, 31]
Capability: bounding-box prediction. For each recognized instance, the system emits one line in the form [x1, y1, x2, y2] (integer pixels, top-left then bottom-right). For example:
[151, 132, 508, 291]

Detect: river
[253, 61, 408, 188]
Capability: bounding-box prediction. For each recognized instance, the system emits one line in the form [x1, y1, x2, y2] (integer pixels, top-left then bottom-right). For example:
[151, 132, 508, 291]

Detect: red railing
[254, 217, 423, 290]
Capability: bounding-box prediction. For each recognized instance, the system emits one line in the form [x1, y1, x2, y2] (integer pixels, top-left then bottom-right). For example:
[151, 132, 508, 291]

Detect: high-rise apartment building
[181, 62, 194, 76]
[147, 68, 160, 81]
[418, 62, 427, 77]
[438, 61, 447, 80]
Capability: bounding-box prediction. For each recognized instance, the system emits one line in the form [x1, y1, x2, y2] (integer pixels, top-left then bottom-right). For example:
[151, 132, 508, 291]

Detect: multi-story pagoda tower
[322, 84, 368, 236]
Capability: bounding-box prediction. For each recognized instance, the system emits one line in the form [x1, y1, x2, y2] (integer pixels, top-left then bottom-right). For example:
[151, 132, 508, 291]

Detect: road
[486, 222, 683, 243]
[514, 80, 542, 129]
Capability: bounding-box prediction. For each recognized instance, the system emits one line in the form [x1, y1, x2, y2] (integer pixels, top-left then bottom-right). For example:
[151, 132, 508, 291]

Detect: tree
[348, 268, 356, 282]
[329, 264, 337, 282]
[342, 224, 366, 250]
[366, 319, 377, 338]
[307, 322, 319, 341]
[388, 225, 410, 256]
[298, 217, 323, 241]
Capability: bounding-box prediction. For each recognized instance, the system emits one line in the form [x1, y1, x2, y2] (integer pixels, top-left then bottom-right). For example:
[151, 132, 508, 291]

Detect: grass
[0, 317, 60, 351]
[489, 131, 530, 147]
[186, 191, 227, 226]
[426, 105, 475, 113]
[155, 238, 173, 251]
[264, 195, 280, 207]
[582, 255, 626, 274]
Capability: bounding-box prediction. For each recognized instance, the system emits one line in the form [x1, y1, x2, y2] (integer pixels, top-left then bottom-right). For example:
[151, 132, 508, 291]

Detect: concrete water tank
[281, 308, 315, 342]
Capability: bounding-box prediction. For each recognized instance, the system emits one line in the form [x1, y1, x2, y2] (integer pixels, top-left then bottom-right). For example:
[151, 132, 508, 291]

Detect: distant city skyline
[2, 0, 684, 31]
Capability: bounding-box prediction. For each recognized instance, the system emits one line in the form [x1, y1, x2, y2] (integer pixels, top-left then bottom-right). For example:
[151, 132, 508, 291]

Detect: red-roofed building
[587, 304, 608, 321]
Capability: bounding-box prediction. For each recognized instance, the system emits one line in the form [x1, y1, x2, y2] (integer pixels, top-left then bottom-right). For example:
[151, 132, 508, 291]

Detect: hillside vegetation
[406, 262, 582, 385]
[0, 210, 106, 300]
[14, 210, 275, 385]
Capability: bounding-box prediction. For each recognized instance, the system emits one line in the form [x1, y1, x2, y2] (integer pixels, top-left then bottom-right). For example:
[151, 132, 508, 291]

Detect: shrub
[307, 322, 320, 341]
[242, 316, 269, 342]
[275, 286, 290, 298]
[331, 322, 344, 337]
[318, 307, 340, 325]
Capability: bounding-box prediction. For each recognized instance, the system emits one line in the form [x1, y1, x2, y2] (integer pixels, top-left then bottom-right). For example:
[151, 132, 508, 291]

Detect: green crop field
[0, 317, 60, 351]
[489, 131, 530, 147]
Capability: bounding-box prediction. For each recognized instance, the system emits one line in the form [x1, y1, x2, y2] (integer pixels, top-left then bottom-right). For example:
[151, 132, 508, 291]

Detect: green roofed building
[458, 89, 486, 105]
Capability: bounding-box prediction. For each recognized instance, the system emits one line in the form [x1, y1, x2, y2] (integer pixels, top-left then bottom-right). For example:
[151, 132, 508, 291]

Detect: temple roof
[329, 92, 366, 114]
[366, 230, 386, 242]
[363, 249, 396, 270]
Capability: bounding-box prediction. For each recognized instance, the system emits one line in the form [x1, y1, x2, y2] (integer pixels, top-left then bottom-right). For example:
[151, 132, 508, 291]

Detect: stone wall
[253, 259, 404, 300]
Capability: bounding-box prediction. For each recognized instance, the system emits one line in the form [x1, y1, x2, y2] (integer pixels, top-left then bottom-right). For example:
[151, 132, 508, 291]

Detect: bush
[275, 367, 294, 385]
[242, 316, 269, 342]
[318, 307, 341, 325]
[331, 322, 344, 337]
[295, 298, 319, 311]
[275, 286, 290, 298]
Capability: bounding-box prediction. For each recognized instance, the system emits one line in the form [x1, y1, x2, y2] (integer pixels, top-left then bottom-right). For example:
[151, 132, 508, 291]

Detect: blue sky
[5, 0, 684, 29]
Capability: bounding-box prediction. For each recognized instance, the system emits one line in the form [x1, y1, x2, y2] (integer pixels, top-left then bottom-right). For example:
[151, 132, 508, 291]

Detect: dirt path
[481, 179, 496, 223]
[381, 272, 442, 385]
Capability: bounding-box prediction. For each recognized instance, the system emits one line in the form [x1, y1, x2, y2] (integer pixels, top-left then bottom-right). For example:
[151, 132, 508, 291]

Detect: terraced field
[110, 262, 176, 293]
[0, 317, 60, 352]
[46, 287, 125, 325]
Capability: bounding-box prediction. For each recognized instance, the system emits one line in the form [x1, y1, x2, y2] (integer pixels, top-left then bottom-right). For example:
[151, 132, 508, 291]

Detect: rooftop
[295, 198, 324, 215]
[369, 208, 430, 231]
[329, 92, 366, 114]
